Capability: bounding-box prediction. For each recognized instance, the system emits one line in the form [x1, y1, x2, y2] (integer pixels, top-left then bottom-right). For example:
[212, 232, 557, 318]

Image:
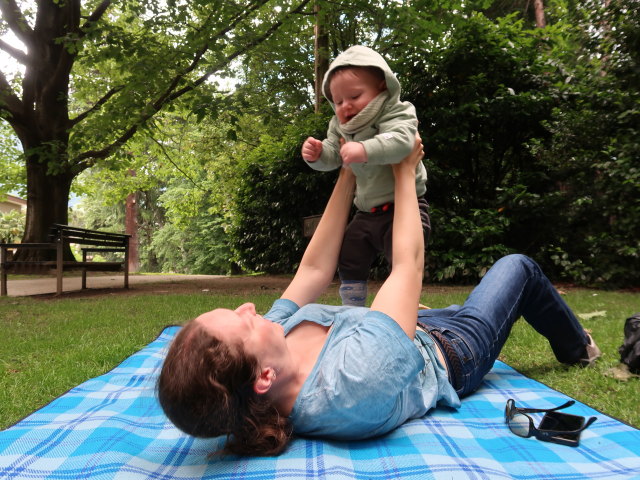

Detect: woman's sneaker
[579, 333, 602, 367]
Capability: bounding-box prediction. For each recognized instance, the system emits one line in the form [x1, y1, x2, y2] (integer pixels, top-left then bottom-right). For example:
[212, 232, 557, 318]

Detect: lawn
[0, 282, 638, 430]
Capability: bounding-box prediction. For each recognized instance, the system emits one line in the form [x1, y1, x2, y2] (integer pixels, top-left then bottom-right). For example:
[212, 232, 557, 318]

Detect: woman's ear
[254, 367, 276, 395]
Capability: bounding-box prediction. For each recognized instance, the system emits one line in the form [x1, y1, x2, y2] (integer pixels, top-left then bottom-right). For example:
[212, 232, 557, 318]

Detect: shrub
[228, 113, 337, 273]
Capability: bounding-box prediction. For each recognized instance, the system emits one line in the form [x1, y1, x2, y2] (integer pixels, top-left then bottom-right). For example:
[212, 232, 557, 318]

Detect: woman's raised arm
[281, 166, 356, 307]
[370, 136, 425, 338]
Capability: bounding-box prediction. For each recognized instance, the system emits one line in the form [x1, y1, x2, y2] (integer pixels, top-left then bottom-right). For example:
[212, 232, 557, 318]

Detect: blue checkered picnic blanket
[1, 326, 640, 480]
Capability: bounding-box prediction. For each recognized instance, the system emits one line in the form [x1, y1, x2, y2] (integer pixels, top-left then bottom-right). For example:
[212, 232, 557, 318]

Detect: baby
[302, 45, 430, 306]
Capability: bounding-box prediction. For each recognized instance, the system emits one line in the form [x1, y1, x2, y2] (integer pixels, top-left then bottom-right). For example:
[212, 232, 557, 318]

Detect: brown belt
[419, 325, 464, 392]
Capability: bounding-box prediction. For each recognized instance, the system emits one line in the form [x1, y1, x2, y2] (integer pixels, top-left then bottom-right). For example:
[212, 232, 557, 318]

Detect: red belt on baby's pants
[369, 202, 393, 213]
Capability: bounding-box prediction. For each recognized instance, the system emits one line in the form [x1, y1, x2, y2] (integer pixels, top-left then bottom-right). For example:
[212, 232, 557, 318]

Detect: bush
[404, 13, 557, 282]
[427, 207, 515, 283]
[150, 214, 233, 275]
[525, 0, 640, 286]
[228, 112, 337, 273]
[0, 209, 25, 243]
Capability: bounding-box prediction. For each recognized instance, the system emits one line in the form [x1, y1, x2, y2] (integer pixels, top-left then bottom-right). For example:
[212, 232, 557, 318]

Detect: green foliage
[428, 207, 515, 282]
[404, 13, 557, 282]
[228, 113, 336, 272]
[0, 123, 25, 196]
[74, 106, 241, 274]
[150, 212, 233, 275]
[392, 6, 639, 286]
[66, 1, 306, 162]
[526, 0, 640, 286]
[7, 0, 635, 285]
[0, 209, 25, 243]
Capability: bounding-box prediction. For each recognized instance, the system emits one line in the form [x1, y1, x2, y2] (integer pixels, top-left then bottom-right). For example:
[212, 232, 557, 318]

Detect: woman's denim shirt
[265, 299, 460, 440]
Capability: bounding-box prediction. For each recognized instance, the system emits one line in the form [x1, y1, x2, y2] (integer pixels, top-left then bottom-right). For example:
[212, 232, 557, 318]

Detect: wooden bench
[302, 214, 323, 238]
[1, 224, 130, 296]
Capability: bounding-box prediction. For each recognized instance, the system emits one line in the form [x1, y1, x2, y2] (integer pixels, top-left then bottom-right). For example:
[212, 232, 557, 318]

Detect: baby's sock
[339, 280, 367, 306]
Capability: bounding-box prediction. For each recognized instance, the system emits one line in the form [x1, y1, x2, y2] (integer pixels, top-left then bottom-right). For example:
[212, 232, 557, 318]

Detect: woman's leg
[420, 254, 592, 395]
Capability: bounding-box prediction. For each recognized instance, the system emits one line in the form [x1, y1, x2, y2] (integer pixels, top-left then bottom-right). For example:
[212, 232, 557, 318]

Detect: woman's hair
[157, 320, 292, 456]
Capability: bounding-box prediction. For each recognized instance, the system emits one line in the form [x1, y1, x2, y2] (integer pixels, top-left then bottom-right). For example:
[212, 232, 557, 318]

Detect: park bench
[1, 224, 130, 296]
[302, 214, 323, 238]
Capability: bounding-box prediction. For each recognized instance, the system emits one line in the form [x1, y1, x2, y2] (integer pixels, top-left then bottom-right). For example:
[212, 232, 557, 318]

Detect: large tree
[0, 0, 310, 259]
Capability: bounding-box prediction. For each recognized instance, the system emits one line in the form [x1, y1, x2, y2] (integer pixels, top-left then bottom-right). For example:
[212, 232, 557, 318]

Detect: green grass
[1, 286, 638, 430]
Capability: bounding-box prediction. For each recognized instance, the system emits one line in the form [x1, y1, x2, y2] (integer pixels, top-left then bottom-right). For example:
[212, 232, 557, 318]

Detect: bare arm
[281, 167, 356, 306]
[370, 135, 425, 338]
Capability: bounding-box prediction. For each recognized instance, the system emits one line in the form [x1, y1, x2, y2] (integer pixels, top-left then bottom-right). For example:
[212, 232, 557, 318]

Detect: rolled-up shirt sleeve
[264, 298, 299, 323]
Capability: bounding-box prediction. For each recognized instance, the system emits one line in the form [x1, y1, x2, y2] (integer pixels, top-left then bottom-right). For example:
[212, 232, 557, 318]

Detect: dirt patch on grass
[29, 274, 477, 301]
[29, 275, 297, 300]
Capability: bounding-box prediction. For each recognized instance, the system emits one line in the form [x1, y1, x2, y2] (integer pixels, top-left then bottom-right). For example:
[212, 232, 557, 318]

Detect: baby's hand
[340, 141, 367, 165]
[302, 137, 323, 162]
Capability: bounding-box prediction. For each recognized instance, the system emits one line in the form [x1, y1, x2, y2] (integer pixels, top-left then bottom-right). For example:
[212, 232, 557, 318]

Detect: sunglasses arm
[517, 400, 575, 415]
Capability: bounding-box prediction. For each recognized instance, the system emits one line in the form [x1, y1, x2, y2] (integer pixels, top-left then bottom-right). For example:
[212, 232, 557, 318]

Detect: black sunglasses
[505, 399, 597, 447]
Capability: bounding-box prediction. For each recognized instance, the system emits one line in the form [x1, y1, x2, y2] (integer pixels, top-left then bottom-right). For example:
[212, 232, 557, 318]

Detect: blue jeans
[418, 254, 589, 397]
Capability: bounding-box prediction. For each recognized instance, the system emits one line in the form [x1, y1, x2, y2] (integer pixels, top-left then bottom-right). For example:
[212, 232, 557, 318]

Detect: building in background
[0, 194, 26, 214]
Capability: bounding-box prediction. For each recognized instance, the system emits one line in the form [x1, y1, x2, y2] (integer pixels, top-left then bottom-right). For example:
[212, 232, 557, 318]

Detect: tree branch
[164, 0, 313, 105]
[79, 0, 111, 37]
[149, 134, 205, 191]
[69, 85, 124, 126]
[166, 17, 287, 102]
[173, 0, 271, 79]
[0, 38, 29, 65]
[0, 0, 34, 46]
[72, 0, 312, 168]
[69, 0, 269, 158]
[0, 69, 23, 117]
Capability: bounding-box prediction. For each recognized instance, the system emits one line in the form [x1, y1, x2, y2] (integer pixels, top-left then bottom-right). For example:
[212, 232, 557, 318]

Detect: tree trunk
[125, 192, 139, 272]
[125, 170, 139, 272]
[314, 1, 329, 112]
[533, 0, 546, 28]
[4, 2, 79, 261]
[19, 150, 75, 261]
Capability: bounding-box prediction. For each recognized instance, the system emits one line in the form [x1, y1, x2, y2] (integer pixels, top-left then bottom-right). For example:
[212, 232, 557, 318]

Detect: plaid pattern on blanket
[1, 326, 639, 480]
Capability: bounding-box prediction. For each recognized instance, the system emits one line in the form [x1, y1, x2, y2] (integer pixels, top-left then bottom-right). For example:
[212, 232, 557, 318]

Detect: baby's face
[329, 68, 386, 124]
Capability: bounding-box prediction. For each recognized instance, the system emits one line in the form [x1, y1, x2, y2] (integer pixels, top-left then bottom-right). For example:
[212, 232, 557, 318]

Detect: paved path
[2, 274, 222, 297]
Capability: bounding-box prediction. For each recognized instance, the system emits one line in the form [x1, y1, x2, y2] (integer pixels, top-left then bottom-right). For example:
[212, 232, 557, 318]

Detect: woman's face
[195, 303, 286, 362]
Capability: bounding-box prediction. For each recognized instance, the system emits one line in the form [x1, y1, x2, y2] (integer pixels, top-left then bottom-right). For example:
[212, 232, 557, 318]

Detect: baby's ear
[253, 367, 276, 395]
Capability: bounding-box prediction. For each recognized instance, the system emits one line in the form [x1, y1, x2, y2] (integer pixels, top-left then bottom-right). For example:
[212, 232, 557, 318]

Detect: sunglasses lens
[508, 413, 531, 437]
